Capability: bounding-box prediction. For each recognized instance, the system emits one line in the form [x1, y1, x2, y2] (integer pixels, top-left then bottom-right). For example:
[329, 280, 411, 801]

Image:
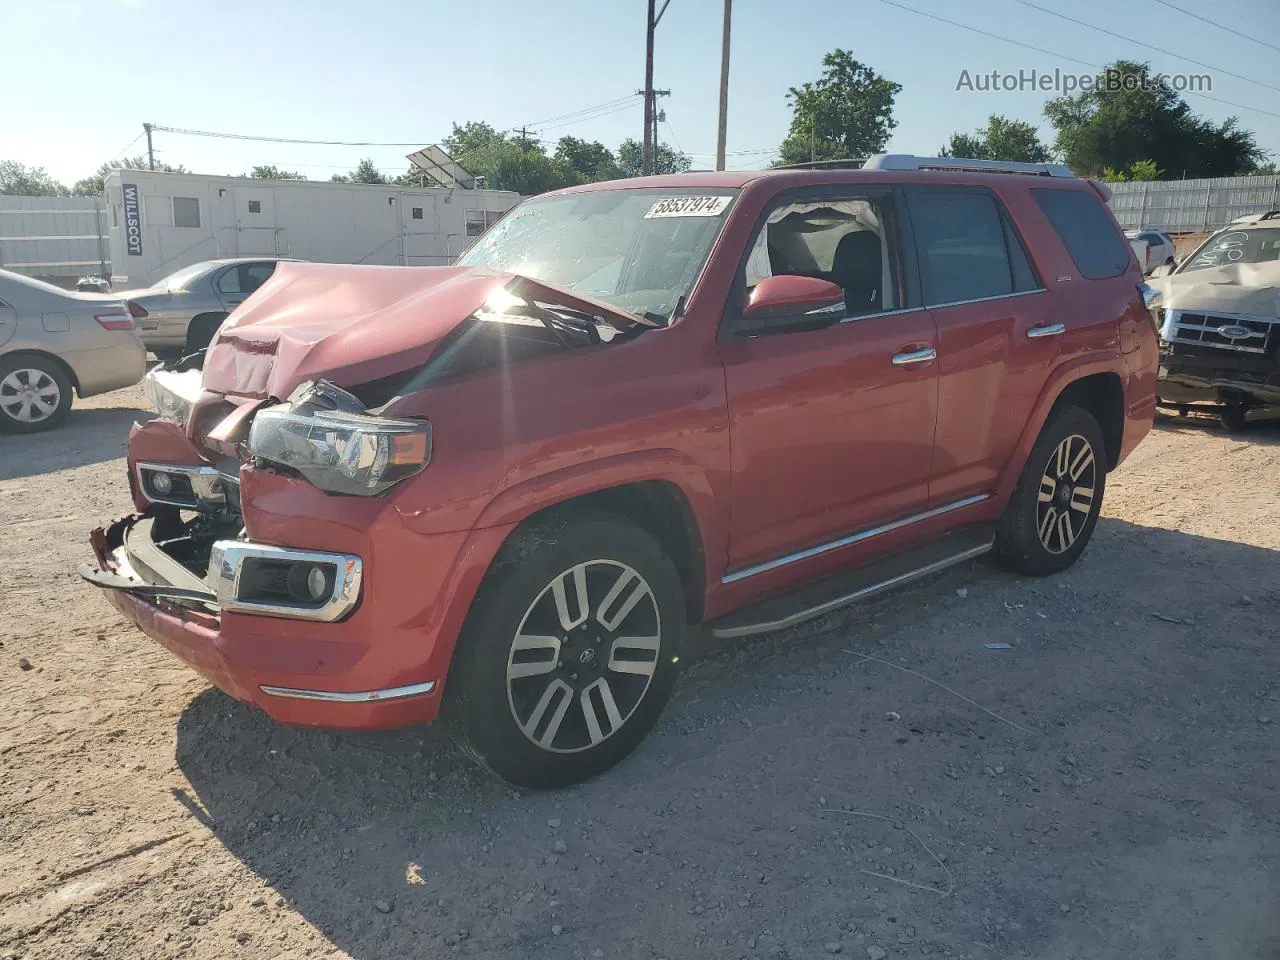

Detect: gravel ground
[2, 385, 1278, 960]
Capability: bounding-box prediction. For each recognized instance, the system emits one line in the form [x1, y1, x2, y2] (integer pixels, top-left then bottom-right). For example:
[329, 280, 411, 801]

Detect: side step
[707, 526, 995, 639]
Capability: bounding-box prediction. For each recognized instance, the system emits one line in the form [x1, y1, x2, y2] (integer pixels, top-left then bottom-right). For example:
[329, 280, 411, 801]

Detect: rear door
[904, 185, 1061, 504]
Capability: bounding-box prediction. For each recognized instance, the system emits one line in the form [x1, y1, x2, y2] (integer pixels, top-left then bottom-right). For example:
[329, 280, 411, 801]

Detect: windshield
[457, 187, 738, 320]
[1179, 228, 1280, 273]
[155, 261, 215, 291]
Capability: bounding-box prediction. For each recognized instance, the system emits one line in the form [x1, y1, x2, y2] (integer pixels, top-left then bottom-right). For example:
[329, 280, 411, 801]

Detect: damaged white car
[1149, 211, 1280, 431]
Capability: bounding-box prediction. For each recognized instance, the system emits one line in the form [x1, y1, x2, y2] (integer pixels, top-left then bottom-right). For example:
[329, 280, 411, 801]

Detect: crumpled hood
[199, 262, 649, 400]
[1153, 261, 1280, 318]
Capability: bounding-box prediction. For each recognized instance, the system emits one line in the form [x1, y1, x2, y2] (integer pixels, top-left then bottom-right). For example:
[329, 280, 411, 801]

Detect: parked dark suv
[84, 154, 1158, 787]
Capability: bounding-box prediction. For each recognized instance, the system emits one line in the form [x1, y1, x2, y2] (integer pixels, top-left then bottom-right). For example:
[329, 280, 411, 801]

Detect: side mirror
[1149, 262, 1175, 279]
[743, 275, 845, 322]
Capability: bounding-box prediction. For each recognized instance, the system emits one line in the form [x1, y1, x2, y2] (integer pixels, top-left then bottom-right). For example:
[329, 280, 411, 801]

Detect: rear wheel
[996, 406, 1106, 577]
[185, 313, 227, 355]
[0, 356, 73, 433]
[445, 516, 685, 788]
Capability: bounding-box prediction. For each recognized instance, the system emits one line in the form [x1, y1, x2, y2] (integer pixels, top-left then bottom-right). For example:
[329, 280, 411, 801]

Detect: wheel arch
[996, 355, 1127, 501]
[186, 311, 229, 350]
[0, 348, 80, 395]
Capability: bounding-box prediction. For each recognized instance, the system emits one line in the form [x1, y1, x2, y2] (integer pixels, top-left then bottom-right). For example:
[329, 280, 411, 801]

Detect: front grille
[1167, 311, 1275, 355]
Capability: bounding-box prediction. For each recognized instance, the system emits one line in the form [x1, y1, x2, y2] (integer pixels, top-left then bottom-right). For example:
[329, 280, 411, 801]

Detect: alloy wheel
[0, 369, 61, 424]
[506, 560, 662, 754]
[1036, 433, 1097, 554]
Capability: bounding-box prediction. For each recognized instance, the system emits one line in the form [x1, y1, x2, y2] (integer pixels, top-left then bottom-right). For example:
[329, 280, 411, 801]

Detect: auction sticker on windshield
[644, 196, 732, 218]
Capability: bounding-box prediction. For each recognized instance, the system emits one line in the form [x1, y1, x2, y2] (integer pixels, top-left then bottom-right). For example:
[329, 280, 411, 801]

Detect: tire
[1220, 403, 1250, 434]
[444, 515, 685, 789]
[185, 313, 227, 355]
[995, 406, 1106, 577]
[0, 355, 73, 434]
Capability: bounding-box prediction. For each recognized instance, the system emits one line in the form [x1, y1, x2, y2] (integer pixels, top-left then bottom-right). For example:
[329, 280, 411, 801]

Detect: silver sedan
[119, 258, 291, 358]
[0, 269, 146, 433]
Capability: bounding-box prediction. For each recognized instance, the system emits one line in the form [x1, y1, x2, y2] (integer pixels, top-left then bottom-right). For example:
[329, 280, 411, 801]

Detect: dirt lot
[2, 385, 1278, 960]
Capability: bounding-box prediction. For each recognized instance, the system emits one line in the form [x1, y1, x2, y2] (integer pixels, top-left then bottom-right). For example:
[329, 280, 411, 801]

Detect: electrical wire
[1150, 0, 1280, 55]
[873, 0, 1280, 121]
[524, 95, 639, 129]
[1012, 0, 1280, 94]
[107, 132, 145, 162]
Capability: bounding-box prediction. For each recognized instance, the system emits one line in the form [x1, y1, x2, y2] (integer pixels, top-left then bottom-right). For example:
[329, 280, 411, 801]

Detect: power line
[524, 95, 638, 129]
[1012, 0, 1280, 94]
[107, 132, 145, 162]
[150, 125, 428, 147]
[1150, 0, 1280, 55]
[872, 0, 1280, 121]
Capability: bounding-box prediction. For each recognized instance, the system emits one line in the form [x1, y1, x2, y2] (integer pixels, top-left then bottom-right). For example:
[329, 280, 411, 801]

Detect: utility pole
[715, 0, 732, 171]
[641, 0, 671, 176]
[516, 126, 532, 149]
[143, 122, 155, 171]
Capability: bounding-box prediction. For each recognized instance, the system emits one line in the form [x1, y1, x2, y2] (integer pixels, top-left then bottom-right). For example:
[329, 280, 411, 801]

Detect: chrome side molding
[722, 494, 991, 584]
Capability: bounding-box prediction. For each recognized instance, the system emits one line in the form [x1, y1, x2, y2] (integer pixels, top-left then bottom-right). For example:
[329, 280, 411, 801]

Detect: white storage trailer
[103, 170, 521, 287]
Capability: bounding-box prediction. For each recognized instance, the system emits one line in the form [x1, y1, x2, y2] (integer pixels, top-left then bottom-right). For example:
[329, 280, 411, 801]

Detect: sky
[2, 0, 1278, 187]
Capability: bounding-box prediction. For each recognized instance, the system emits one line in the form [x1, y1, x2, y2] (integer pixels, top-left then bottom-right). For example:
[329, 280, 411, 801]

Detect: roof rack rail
[862, 154, 1076, 177]
[773, 158, 868, 171]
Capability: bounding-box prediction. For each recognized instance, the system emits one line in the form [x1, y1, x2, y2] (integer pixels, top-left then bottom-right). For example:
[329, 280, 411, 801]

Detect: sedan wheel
[0, 360, 72, 433]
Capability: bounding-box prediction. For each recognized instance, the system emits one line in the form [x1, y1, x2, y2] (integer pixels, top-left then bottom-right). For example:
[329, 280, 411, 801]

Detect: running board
[707, 527, 995, 639]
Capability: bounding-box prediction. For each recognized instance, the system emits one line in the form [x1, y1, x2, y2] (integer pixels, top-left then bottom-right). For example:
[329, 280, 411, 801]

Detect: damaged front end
[1150, 258, 1280, 423]
[82, 373, 367, 624]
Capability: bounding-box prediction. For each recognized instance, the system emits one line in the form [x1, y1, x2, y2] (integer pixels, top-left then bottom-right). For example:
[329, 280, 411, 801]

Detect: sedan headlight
[248, 406, 431, 496]
[143, 368, 202, 427]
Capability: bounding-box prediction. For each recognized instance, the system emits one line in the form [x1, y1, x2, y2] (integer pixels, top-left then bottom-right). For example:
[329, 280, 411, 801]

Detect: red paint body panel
[88, 167, 1158, 733]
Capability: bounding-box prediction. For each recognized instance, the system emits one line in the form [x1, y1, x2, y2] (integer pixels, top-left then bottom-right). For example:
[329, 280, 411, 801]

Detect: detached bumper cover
[81, 512, 443, 730]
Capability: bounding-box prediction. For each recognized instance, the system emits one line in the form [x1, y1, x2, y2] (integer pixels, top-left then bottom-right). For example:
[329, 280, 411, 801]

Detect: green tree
[554, 136, 621, 181]
[941, 115, 1052, 163]
[616, 139, 691, 177]
[775, 49, 901, 165]
[1044, 59, 1264, 178]
[70, 155, 187, 196]
[1, 161, 68, 196]
[1251, 161, 1278, 175]
[331, 158, 388, 184]
[1101, 158, 1161, 182]
[442, 121, 507, 165]
[247, 165, 305, 180]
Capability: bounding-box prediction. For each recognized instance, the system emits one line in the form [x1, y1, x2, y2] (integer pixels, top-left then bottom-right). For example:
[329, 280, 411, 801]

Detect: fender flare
[995, 351, 1126, 500]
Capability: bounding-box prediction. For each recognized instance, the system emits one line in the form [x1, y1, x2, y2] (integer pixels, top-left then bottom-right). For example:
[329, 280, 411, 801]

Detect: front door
[719, 187, 939, 573]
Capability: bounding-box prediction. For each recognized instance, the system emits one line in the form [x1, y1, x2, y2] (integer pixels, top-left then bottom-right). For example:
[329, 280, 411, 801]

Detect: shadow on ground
[175, 519, 1280, 960]
[0, 405, 148, 480]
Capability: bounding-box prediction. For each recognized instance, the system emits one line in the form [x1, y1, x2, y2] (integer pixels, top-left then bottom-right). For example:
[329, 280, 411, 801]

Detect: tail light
[126, 300, 148, 319]
[95, 310, 134, 331]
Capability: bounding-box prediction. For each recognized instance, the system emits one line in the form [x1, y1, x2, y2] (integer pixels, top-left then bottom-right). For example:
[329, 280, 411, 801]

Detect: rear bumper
[65, 337, 147, 397]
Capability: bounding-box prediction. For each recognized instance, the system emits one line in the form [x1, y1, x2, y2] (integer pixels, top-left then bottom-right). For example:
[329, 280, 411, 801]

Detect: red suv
[83, 154, 1158, 788]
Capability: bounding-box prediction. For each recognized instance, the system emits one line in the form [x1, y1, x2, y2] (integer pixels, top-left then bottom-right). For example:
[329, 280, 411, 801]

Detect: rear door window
[1033, 188, 1131, 279]
[906, 188, 1025, 305]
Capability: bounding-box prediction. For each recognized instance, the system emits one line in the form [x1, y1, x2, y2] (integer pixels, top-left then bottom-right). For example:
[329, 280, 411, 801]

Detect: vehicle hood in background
[200, 262, 649, 400]
[1153, 261, 1280, 318]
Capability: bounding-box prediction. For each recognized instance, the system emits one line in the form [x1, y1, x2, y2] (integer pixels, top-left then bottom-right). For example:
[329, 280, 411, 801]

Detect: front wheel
[996, 405, 1106, 577]
[445, 516, 685, 788]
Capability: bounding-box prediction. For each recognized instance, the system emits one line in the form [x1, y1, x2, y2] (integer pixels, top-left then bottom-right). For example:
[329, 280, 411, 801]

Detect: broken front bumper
[81, 512, 441, 730]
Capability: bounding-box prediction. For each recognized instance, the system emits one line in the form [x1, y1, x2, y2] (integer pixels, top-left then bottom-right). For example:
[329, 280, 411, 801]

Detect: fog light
[284, 562, 332, 603]
[306, 565, 328, 601]
[151, 471, 173, 495]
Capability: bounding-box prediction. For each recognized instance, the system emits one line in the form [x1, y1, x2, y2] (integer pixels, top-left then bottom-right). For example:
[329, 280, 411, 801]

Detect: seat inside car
[831, 230, 882, 315]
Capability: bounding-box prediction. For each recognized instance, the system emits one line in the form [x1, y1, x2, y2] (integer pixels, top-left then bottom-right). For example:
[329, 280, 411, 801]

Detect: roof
[549, 166, 1097, 199]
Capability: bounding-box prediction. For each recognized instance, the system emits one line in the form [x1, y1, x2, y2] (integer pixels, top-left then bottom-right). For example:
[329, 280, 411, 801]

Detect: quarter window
[1033, 188, 1130, 279]
[216, 267, 242, 294]
[907, 189, 1027, 305]
[173, 197, 201, 228]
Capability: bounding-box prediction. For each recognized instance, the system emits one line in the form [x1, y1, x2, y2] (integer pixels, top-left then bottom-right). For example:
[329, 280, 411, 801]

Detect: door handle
[1027, 323, 1066, 339]
[891, 347, 937, 366]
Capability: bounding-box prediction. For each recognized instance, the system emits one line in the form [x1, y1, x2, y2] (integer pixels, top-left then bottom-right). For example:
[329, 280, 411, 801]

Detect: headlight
[248, 406, 431, 496]
[143, 368, 201, 427]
